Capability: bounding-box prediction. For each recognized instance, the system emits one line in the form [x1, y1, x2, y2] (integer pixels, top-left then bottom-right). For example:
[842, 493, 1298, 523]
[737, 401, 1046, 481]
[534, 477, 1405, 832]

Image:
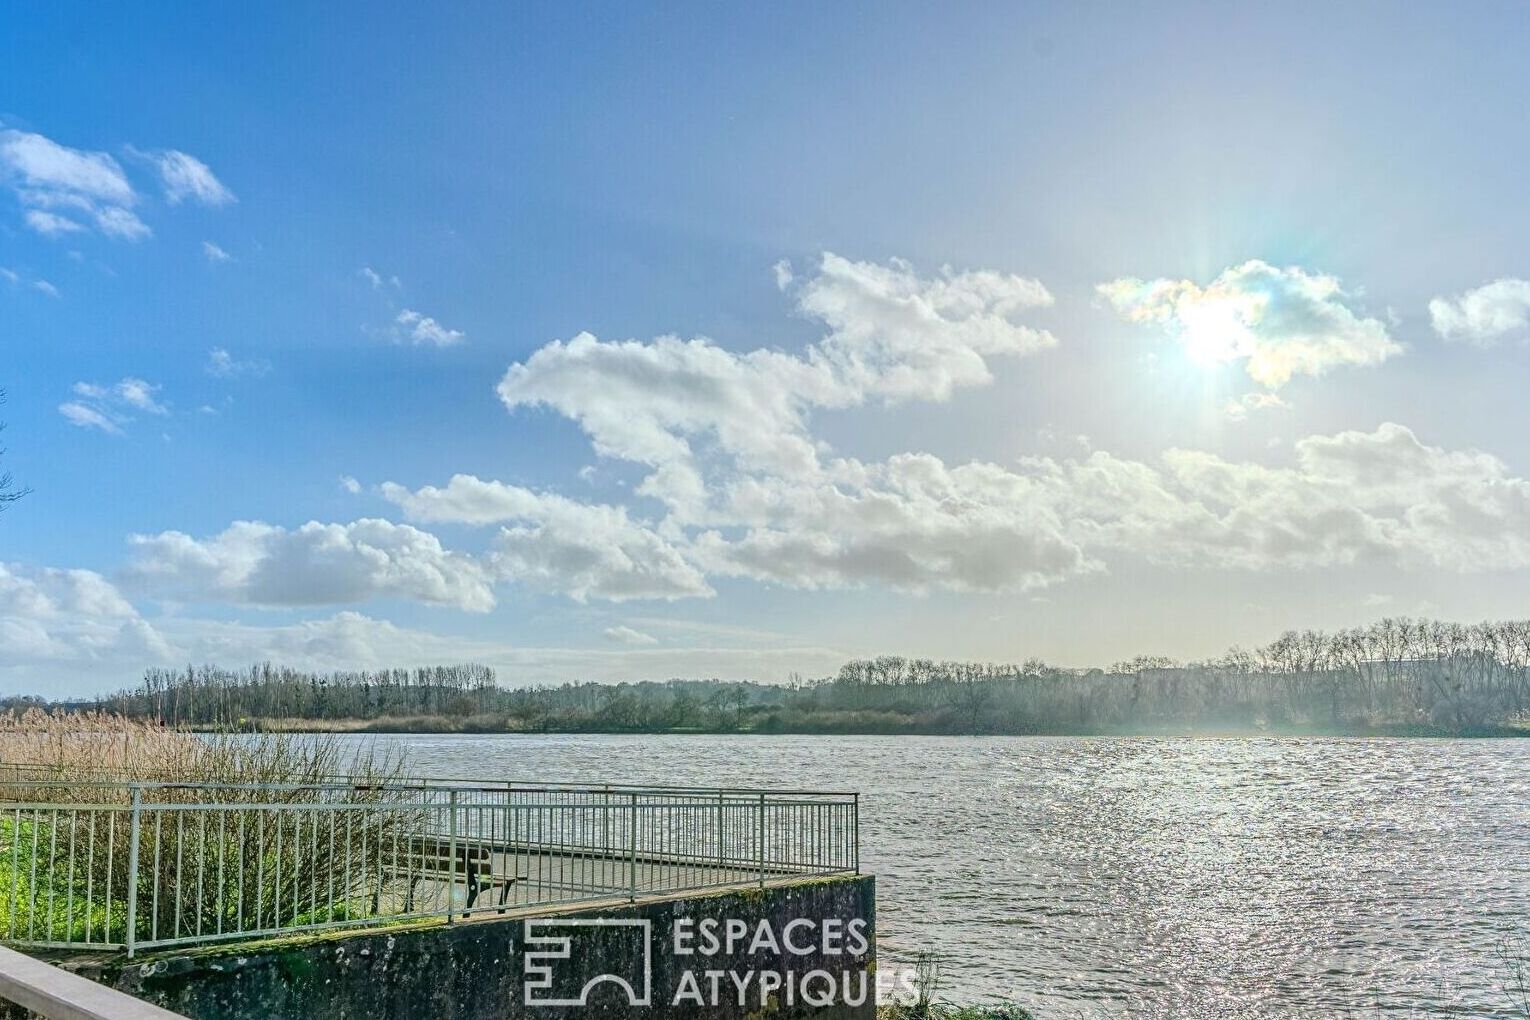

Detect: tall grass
[0, 710, 421, 946]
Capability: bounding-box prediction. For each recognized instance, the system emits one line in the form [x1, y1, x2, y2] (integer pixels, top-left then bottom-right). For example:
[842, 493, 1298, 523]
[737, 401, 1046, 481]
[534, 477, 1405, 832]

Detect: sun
[1175, 297, 1249, 369]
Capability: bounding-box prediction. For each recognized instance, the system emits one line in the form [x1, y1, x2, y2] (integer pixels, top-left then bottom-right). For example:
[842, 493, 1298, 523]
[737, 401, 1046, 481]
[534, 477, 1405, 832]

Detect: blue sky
[5, 2, 1530, 695]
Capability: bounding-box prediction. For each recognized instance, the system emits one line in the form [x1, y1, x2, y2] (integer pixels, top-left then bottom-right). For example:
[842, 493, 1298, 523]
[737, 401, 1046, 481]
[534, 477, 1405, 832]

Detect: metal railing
[0, 775, 858, 956]
[0, 945, 189, 1020]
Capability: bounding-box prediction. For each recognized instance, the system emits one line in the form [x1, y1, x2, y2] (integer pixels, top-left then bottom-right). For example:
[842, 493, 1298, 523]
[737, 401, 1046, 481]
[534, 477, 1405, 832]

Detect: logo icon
[523, 918, 653, 1007]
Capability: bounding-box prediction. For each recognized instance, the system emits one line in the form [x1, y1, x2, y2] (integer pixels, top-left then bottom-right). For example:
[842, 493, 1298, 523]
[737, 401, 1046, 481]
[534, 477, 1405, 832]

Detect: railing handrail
[0, 945, 188, 1020]
[0, 762, 857, 798]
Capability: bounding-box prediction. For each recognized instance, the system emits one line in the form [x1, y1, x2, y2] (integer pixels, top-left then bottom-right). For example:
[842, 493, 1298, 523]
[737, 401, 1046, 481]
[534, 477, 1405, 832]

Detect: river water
[330, 733, 1530, 1018]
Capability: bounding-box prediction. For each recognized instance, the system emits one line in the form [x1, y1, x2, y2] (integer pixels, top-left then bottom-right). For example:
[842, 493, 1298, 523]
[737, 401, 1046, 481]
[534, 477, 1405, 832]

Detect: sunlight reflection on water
[330, 733, 1530, 1018]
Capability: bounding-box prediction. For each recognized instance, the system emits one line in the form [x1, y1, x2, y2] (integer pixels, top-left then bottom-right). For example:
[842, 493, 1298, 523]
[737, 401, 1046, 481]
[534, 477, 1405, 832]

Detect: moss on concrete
[12, 875, 875, 1020]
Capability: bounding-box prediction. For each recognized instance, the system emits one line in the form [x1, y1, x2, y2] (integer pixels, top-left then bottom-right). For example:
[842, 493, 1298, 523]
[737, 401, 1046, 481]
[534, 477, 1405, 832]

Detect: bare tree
[0, 389, 27, 510]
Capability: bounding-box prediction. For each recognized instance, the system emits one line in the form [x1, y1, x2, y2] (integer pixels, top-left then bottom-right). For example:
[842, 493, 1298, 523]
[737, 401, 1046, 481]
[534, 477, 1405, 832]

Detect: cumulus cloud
[691, 454, 1096, 593]
[1049, 422, 1530, 572]
[125, 518, 496, 612]
[604, 625, 659, 646]
[485, 252, 1530, 595]
[59, 377, 168, 434]
[380, 474, 713, 601]
[1429, 279, 1530, 346]
[396, 309, 464, 347]
[1099, 260, 1400, 388]
[0, 126, 149, 240]
[498, 253, 1055, 518]
[798, 251, 1055, 402]
[701, 422, 1530, 588]
[0, 563, 172, 666]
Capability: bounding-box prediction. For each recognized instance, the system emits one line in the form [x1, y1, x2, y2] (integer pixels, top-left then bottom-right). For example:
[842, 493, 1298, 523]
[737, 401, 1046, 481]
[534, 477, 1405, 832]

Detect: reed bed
[0, 711, 422, 947]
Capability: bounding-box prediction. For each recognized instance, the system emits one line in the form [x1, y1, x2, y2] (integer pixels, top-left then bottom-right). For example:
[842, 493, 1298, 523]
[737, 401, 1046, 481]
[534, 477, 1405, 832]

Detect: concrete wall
[25, 876, 875, 1020]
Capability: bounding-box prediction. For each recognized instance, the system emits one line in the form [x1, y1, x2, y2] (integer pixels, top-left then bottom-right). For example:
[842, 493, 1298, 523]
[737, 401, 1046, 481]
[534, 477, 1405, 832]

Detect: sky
[5, 2, 1530, 697]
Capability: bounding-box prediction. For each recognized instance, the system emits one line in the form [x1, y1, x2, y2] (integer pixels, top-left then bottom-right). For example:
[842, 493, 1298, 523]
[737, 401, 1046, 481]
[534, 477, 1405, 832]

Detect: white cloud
[58, 401, 123, 435]
[1078, 423, 1530, 572]
[1, 127, 232, 241]
[202, 241, 233, 263]
[360, 266, 400, 290]
[339, 475, 362, 494]
[93, 206, 151, 241]
[1222, 391, 1290, 421]
[690, 455, 1096, 594]
[1, 267, 58, 297]
[487, 252, 1530, 594]
[1429, 278, 1530, 346]
[396, 309, 464, 347]
[115, 377, 167, 414]
[25, 209, 87, 236]
[0, 126, 149, 240]
[59, 377, 167, 434]
[135, 148, 235, 207]
[379, 474, 713, 602]
[498, 253, 1056, 520]
[1099, 260, 1401, 388]
[604, 625, 659, 646]
[0, 130, 133, 204]
[205, 347, 269, 379]
[125, 518, 496, 612]
[0, 563, 172, 668]
[799, 251, 1055, 402]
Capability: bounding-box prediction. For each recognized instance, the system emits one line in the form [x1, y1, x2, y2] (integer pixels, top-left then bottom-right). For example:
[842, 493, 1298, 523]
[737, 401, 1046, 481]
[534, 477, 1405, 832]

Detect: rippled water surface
[334, 733, 1530, 1017]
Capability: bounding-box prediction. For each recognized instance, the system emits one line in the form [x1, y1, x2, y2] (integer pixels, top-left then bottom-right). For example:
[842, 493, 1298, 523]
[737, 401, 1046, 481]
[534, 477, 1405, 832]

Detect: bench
[397, 837, 523, 912]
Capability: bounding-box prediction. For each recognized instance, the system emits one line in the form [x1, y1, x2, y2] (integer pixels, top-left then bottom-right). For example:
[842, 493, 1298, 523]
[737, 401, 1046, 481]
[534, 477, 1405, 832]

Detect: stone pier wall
[19, 875, 876, 1020]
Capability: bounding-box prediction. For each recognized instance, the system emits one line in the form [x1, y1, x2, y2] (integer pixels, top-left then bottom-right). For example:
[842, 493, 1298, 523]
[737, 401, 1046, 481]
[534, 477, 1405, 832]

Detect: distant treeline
[57, 617, 1530, 736]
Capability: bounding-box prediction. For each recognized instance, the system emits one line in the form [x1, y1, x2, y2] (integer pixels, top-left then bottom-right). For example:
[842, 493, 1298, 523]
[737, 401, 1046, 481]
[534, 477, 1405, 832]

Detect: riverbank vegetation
[0, 712, 412, 943]
[29, 616, 1530, 737]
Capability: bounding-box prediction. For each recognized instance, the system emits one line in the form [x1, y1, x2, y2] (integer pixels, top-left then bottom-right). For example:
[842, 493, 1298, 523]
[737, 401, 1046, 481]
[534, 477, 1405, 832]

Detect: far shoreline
[192, 717, 1530, 740]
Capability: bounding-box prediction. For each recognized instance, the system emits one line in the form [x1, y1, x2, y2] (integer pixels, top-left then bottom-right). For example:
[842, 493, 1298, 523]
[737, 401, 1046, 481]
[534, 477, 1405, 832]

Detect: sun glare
[1175, 298, 1247, 368]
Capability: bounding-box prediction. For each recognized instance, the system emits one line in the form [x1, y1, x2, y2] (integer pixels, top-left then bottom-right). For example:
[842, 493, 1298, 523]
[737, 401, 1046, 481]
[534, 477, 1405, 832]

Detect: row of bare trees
[78, 616, 1530, 735]
[101, 663, 499, 725]
[809, 618, 1530, 733]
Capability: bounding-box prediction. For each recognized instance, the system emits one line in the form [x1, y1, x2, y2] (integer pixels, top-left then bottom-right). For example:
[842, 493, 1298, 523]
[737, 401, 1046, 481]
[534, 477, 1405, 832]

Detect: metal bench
[399, 837, 523, 912]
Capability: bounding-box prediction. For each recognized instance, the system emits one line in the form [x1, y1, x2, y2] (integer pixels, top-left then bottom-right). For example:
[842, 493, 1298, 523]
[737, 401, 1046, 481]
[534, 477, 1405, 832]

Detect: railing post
[757, 793, 766, 889]
[447, 790, 458, 924]
[627, 792, 638, 902]
[715, 791, 724, 870]
[125, 786, 141, 958]
[852, 794, 860, 874]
